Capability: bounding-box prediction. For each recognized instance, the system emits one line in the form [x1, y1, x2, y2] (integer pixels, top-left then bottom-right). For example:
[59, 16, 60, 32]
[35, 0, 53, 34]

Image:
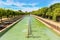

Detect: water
[0, 15, 60, 40]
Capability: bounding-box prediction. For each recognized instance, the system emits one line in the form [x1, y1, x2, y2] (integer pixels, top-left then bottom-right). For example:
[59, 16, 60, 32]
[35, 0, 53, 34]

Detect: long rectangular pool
[0, 15, 60, 40]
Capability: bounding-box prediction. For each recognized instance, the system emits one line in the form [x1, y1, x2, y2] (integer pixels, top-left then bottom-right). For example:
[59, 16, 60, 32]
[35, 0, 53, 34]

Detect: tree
[0, 8, 5, 23]
[52, 8, 60, 21]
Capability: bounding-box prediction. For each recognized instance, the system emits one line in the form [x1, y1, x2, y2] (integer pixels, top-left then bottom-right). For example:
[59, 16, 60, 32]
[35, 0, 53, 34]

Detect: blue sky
[0, 0, 60, 12]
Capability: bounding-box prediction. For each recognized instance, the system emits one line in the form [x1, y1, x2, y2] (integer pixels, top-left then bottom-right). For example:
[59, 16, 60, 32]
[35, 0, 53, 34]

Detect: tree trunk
[0, 16, 2, 23]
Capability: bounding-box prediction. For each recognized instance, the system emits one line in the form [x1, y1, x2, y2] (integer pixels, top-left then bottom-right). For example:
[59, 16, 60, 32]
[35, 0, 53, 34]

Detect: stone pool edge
[0, 16, 24, 37]
[32, 15, 60, 36]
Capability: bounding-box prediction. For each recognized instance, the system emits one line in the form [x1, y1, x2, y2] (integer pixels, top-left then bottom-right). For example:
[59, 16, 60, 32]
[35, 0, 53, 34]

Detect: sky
[0, 0, 60, 12]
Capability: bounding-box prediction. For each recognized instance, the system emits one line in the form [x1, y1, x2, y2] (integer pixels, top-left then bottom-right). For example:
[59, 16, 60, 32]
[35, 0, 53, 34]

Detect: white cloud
[48, 0, 60, 6]
[14, 2, 26, 7]
[24, 3, 38, 7]
[0, 0, 37, 7]
[21, 7, 39, 12]
[0, 0, 39, 12]
[5, 0, 14, 5]
[0, 1, 4, 5]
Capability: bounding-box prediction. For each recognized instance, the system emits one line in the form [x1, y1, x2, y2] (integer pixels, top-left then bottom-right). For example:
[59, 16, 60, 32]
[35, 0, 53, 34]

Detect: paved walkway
[41, 18, 60, 27]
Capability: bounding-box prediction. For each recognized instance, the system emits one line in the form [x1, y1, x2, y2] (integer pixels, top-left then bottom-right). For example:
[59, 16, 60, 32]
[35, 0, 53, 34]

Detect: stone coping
[0, 16, 24, 32]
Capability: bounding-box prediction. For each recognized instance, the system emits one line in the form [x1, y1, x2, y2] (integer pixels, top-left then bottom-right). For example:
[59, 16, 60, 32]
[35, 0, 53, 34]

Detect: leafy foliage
[31, 3, 60, 21]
